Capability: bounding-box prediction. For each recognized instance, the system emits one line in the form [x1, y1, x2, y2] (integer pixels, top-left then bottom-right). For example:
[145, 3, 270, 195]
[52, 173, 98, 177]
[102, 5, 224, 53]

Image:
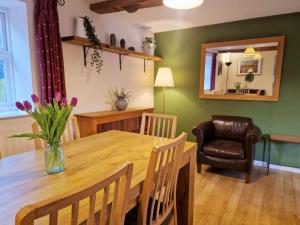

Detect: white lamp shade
[222, 53, 231, 63]
[155, 67, 175, 87]
[163, 0, 204, 9]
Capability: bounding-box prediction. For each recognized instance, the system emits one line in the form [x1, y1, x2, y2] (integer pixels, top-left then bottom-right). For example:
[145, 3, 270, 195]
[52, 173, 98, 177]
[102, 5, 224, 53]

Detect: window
[204, 53, 213, 91]
[0, 9, 14, 111]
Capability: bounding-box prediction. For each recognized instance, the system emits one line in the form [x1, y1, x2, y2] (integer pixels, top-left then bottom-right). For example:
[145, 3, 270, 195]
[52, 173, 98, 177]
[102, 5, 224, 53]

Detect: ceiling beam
[90, 0, 163, 14]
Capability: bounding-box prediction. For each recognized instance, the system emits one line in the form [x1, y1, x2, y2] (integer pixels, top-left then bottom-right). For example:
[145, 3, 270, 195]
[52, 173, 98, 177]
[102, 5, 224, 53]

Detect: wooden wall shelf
[62, 36, 162, 71]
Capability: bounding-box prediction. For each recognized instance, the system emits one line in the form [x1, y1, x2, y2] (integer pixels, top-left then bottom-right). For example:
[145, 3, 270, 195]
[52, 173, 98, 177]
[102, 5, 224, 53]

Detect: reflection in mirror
[204, 42, 278, 97]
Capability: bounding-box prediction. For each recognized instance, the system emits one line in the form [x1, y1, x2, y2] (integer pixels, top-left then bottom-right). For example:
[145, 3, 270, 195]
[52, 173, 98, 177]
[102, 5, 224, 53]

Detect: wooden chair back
[140, 113, 177, 139]
[32, 116, 81, 149]
[138, 132, 187, 225]
[16, 162, 133, 225]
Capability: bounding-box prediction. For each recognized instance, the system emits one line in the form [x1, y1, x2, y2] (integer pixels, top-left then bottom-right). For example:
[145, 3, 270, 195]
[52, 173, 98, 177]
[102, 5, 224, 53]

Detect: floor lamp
[223, 53, 232, 93]
[154, 67, 174, 114]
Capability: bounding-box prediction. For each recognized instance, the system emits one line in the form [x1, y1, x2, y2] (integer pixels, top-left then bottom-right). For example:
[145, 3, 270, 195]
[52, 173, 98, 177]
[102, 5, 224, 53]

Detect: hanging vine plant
[81, 16, 103, 74]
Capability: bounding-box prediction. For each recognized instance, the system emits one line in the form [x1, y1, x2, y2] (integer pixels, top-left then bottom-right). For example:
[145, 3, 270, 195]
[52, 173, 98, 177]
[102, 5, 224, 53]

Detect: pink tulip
[70, 97, 78, 107]
[15, 102, 25, 111]
[31, 94, 39, 103]
[55, 92, 62, 102]
[23, 101, 32, 111]
[61, 97, 68, 106]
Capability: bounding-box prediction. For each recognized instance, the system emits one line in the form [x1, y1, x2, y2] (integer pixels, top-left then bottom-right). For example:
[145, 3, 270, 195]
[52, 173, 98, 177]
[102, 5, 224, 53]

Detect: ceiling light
[253, 52, 262, 60]
[244, 47, 256, 55]
[163, 0, 204, 9]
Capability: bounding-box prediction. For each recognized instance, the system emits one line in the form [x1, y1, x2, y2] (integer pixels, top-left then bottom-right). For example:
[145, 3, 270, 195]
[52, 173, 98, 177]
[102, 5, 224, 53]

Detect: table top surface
[0, 130, 196, 225]
[75, 107, 154, 119]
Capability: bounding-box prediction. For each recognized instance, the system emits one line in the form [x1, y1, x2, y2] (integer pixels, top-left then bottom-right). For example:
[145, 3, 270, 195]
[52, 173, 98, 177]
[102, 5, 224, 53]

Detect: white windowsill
[0, 110, 28, 120]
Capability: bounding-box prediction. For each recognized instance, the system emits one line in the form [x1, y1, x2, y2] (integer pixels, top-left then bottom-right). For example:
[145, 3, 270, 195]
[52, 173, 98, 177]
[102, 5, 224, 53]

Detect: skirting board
[254, 160, 300, 174]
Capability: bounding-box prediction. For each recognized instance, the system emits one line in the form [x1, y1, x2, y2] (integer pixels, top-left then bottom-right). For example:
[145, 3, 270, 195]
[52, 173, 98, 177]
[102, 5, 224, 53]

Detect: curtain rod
[57, 0, 65, 6]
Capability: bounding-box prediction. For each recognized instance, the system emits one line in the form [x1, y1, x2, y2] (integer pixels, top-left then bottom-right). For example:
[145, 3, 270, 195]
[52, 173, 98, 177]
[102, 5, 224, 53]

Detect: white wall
[0, 0, 155, 157]
[59, 0, 154, 114]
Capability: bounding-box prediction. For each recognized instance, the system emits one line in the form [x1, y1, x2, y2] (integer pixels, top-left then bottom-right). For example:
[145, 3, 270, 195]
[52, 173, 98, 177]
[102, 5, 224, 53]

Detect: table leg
[176, 152, 196, 225]
[262, 136, 266, 165]
[267, 138, 271, 175]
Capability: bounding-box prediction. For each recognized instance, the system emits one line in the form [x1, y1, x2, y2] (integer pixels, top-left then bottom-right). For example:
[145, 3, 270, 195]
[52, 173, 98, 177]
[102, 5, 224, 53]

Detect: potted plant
[10, 93, 78, 174]
[234, 81, 242, 94]
[142, 37, 156, 55]
[81, 16, 103, 74]
[110, 88, 131, 111]
[245, 71, 255, 88]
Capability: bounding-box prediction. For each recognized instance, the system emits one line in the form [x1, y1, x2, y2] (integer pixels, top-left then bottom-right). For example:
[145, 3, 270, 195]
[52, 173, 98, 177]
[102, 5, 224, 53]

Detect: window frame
[0, 8, 15, 112]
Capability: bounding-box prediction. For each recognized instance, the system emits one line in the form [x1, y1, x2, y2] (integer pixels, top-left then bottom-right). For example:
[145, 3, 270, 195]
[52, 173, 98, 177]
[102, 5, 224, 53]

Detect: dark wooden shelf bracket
[119, 54, 126, 71]
[144, 59, 150, 73]
[83, 46, 91, 66]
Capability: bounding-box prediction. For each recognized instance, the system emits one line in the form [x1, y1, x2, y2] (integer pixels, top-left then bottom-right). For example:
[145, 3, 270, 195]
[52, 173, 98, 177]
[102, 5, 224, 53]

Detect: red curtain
[34, 0, 66, 104]
[210, 53, 217, 90]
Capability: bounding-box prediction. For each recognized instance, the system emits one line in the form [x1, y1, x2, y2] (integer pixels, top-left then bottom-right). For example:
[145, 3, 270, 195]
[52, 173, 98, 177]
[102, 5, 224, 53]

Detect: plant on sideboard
[10, 93, 78, 174]
[109, 87, 132, 111]
[81, 16, 103, 74]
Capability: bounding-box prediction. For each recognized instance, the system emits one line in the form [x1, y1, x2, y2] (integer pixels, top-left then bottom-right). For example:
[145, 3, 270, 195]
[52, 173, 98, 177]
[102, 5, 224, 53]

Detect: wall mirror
[199, 36, 285, 101]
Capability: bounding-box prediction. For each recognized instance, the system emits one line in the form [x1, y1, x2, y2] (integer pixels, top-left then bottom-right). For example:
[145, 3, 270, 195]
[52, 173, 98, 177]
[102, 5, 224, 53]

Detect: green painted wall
[154, 13, 300, 168]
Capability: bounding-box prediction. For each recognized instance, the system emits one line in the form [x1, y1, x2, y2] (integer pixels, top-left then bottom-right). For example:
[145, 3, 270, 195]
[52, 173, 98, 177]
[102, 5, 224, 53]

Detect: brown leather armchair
[192, 115, 262, 183]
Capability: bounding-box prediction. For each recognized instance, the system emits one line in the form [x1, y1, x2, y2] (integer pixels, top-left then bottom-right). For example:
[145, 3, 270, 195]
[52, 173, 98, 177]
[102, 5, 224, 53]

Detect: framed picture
[217, 60, 223, 75]
[237, 59, 262, 75]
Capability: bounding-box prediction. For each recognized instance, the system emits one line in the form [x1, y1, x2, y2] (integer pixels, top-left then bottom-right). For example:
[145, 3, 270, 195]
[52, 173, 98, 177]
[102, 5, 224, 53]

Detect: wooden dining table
[0, 130, 196, 225]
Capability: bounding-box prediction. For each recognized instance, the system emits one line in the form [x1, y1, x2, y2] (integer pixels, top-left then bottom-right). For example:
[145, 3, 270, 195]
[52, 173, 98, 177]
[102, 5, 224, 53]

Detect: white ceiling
[85, 0, 300, 33]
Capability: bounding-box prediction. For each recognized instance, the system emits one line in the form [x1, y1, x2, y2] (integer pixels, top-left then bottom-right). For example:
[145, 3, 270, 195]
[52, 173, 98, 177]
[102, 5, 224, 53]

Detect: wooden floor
[193, 166, 300, 225]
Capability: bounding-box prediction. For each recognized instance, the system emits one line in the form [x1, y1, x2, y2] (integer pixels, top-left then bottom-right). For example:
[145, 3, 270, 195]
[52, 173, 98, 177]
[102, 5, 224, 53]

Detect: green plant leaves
[81, 16, 103, 74]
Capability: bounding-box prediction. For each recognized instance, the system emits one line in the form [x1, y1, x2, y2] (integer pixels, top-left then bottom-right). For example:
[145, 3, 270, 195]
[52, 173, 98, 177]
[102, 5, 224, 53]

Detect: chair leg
[173, 207, 177, 225]
[197, 164, 202, 173]
[245, 172, 251, 184]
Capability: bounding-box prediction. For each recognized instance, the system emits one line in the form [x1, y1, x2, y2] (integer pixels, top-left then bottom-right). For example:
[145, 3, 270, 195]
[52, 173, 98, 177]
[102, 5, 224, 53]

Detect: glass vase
[45, 143, 64, 174]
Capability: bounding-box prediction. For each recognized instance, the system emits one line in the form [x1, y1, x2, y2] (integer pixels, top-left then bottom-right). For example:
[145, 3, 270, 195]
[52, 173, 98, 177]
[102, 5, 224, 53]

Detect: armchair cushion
[203, 139, 245, 159]
[211, 115, 253, 142]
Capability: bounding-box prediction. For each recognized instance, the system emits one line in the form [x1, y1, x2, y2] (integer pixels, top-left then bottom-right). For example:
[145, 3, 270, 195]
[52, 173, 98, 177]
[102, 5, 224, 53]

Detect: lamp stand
[162, 87, 166, 114]
[225, 62, 232, 93]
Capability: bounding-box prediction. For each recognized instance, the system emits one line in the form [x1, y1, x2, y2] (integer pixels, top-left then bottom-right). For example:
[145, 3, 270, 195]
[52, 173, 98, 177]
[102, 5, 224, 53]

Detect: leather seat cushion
[203, 139, 245, 159]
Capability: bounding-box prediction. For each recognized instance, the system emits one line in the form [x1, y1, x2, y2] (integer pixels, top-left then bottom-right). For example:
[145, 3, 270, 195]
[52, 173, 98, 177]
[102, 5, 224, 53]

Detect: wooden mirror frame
[199, 36, 285, 101]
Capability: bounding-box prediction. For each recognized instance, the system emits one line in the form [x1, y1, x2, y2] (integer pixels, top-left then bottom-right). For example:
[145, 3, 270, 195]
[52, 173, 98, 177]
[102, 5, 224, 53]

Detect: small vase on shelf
[74, 17, 86, 38]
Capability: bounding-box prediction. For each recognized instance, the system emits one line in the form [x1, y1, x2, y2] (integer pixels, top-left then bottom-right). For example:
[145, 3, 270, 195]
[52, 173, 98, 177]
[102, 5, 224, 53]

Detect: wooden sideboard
[75, 107, 154, 137]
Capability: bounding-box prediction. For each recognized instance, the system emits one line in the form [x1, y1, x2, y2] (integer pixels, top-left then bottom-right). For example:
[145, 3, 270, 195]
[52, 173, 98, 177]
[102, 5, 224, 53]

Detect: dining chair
[125, 132, 187, 225]
[32, 115, 81, 149]
[140, 113, 177, 139]
[16, 162, 133, 225]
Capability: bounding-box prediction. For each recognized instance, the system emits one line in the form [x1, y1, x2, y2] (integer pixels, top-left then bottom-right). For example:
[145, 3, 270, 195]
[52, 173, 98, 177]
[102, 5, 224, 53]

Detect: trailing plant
[81, 16, 103, 74]
[109, 87, 132, 102]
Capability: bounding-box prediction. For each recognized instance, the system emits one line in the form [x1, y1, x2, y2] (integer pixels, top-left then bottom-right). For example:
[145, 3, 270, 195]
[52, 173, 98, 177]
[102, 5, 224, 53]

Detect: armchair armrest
[192, 121, 214, 151]
[246, 125, 262, 144]
[244, 125, 262, 163]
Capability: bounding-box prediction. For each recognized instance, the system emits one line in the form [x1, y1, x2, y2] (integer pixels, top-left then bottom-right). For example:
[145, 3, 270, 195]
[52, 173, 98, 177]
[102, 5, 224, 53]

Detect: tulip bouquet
[11, 93, 78, 174]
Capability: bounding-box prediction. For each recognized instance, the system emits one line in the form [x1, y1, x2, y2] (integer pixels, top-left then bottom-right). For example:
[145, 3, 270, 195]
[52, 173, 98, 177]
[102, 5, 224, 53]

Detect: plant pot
[45, 143, 64, 174]
[115, 98, 128, 111]
[74, 17, 86, 38]
[142, 39, 156, 56]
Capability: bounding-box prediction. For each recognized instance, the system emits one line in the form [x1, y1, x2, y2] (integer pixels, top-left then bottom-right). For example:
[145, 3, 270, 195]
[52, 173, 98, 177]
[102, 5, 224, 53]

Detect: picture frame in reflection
[238, 59, 262, 75]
